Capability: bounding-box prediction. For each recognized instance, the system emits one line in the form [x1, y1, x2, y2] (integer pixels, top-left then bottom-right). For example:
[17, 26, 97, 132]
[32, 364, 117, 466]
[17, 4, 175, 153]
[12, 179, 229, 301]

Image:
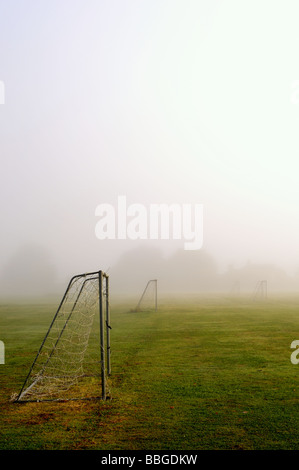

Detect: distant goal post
[252, 280, 267, 301]
[133, 279, 158, 312]
[14, 270, 111, 403]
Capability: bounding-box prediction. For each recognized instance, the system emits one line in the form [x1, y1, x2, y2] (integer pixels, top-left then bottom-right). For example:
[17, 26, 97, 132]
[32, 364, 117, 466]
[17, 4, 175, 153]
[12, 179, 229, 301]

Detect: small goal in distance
[14, 270, 111, 403]
[132, 279, 158, 312]
[252, 279, 267, 301]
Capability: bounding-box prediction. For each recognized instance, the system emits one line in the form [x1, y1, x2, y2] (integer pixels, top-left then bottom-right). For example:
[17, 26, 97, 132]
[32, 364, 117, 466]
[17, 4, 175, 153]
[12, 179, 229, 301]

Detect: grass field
[1, 294, 299, 450]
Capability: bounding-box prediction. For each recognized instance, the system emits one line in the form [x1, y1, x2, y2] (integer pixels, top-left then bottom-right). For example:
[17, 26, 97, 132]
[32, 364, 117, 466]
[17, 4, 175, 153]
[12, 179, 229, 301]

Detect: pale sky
[1, 0, 299, 283]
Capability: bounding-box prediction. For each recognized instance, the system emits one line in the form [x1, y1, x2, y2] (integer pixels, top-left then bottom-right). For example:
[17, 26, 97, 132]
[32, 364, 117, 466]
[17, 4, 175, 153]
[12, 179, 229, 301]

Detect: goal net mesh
[15, 272, 110, 402]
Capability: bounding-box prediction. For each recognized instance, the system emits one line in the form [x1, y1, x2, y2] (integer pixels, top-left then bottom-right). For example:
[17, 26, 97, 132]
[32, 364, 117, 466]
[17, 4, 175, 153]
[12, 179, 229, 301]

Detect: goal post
[133, 279, 158, 312]
[15, 270, 111, 403]
[252, 279, 267, 301]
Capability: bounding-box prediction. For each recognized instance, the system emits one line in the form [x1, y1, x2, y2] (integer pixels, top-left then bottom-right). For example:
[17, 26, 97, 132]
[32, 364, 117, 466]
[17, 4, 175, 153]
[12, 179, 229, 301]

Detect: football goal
[133, 279, 158, 312]
[15, 270, 111, 402]
[252, 280, 267, 301]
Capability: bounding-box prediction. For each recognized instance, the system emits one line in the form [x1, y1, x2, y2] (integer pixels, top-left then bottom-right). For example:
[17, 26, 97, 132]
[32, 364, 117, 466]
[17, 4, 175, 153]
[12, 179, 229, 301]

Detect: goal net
[133, 279, 157, 312]
[15, 270, 111, 402]
[252, 280, 267, 301]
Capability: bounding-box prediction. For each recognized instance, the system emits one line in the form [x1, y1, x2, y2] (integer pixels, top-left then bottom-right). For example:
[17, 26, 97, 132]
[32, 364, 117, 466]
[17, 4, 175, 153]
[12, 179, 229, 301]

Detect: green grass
[1, 295, 299, 450]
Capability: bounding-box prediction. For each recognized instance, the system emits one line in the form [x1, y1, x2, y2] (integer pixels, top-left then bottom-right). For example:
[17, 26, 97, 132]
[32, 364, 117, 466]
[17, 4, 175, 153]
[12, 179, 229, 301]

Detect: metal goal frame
[15, 270, 111, 402]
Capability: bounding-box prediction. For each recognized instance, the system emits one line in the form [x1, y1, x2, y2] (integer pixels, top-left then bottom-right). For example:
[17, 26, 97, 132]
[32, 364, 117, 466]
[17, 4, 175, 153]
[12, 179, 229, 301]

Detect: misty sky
[1, 0, 299, 283]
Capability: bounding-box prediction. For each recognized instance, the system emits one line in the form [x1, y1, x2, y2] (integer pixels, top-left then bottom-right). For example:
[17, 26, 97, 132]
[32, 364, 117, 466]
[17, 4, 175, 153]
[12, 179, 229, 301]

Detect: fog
[1, 1, 299, 299]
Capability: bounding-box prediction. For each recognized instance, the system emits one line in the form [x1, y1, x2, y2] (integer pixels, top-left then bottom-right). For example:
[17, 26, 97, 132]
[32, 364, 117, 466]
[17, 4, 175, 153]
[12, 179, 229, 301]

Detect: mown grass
[1, 295, 299, 450]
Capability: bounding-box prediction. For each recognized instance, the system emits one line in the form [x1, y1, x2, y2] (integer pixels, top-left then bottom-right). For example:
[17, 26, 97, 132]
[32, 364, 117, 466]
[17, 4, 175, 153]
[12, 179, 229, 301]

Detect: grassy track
[1, 295, 299, 450]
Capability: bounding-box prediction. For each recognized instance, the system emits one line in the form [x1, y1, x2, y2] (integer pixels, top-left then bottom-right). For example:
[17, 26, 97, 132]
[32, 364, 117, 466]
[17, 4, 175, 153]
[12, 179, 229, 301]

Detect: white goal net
[15, 271, 111, 402]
